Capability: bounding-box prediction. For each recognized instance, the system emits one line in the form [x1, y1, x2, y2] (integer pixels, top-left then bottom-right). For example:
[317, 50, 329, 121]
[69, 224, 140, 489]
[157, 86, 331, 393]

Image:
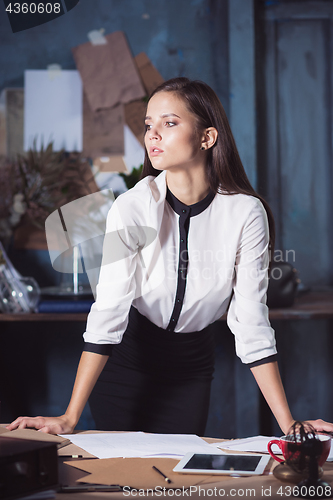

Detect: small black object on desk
[286, 421, 332, 499]
[152, 465, 172, 483]
[0, 436, 58, 499]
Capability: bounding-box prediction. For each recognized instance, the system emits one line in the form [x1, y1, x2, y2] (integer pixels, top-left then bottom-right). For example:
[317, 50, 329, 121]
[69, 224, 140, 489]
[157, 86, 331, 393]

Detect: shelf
[0, 312, 88, 321]
[0, 291, 332, 322]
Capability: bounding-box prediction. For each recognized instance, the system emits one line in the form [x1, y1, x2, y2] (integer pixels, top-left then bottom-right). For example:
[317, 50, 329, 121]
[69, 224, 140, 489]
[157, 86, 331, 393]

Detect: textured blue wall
[0, 0, 229, 111]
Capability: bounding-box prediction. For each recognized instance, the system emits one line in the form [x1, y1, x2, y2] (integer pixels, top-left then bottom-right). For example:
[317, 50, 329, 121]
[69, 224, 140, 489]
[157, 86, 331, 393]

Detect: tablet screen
[183, 454, 261, 472]
[173, 453, 270, 475]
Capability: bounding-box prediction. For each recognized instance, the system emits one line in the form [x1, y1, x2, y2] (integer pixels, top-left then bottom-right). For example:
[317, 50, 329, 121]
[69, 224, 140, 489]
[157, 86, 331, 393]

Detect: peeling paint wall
[0, 0, 229, 110]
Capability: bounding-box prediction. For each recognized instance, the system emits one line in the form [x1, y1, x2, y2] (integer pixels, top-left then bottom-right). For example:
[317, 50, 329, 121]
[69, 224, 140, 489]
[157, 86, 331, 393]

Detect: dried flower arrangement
[0, 142, 99, 248]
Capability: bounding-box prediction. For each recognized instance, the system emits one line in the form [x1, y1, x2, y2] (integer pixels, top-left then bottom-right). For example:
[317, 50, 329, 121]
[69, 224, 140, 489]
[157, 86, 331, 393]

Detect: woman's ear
[200, 127, 218, 150]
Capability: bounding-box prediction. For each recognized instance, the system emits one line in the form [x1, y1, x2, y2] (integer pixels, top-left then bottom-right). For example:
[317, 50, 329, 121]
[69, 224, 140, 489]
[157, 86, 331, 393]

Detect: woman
[7, 78, 333, 436]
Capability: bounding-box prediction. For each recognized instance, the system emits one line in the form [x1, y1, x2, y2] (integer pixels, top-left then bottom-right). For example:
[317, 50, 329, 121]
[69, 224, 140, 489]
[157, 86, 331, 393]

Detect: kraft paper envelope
[135, 52, 164, 96]
[67, 457, 232, 490]
[72, 31, 145, 111]
[83, 93, 124, 157]
[124, 99, 147, 146]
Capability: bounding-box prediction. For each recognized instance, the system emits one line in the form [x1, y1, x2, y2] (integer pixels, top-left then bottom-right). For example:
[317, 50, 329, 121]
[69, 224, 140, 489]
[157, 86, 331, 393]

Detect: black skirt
[89, 307, 216, 435]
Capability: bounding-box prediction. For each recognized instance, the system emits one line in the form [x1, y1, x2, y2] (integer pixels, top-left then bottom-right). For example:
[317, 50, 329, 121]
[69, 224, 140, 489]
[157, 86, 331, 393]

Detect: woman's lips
[149, 146, 164, 157]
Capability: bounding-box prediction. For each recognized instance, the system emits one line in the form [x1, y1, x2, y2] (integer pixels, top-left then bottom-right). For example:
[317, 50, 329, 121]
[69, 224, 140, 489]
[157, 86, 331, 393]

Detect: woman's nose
[148, 126, 161, 140]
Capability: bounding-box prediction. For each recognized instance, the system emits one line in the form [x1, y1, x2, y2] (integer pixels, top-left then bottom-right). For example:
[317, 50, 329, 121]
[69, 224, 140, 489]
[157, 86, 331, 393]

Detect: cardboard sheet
[124, 53, 164, 145]
[91, 123, 144, 174]
[0, 428, 70, 449]
[135, 52, 164, 96]
[58, 442, 96, 458]
[93, 155, 128, 173]
[72, 31, 145, 111]
[68, 457, 232, 490]
[24, 70, 82, 152]
[124, 99, 147, 146]
[0, 88, 24, 158]
[0, 98, 5, 155]
[83, 94, 124, 157]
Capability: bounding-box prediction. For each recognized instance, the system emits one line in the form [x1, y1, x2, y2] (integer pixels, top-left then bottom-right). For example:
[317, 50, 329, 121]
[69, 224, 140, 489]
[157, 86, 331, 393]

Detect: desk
[56, 434, 333, 500]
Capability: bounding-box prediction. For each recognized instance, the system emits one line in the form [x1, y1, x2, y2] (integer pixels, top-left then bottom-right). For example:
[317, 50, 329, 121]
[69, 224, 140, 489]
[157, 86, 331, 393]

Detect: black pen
[152, 465, 172, 484]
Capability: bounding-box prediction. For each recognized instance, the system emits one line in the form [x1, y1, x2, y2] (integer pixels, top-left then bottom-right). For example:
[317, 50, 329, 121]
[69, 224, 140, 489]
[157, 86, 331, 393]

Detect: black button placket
[165, 187, 215, 333]
[166, 208, 191, 332]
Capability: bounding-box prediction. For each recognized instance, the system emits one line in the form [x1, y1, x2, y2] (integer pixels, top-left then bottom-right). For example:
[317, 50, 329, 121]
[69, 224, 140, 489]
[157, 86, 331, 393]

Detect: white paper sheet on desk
[210, 435, 333, 461]
[210, 436, 280, 454]
[60, 432, 227, 459]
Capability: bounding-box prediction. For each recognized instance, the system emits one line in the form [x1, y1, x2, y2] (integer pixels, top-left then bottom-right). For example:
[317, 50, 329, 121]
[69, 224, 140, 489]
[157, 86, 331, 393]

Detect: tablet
[173, 453, 271, 475]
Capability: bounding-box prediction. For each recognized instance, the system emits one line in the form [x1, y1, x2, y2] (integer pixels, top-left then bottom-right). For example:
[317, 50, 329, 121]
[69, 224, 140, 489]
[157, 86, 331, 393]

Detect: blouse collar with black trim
[166, 187, 215, 217]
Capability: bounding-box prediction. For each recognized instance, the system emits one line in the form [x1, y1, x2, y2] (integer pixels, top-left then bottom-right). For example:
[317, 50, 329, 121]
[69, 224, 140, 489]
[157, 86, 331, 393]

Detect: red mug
[268, 435, 331, 466]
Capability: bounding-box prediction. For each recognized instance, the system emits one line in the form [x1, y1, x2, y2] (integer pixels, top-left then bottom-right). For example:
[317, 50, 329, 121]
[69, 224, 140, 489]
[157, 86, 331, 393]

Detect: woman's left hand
[306, 419, 333, 435]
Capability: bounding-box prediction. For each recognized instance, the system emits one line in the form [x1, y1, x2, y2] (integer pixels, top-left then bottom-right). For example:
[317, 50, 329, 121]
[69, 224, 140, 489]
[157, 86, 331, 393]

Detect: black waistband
[84, 306, 216, 357]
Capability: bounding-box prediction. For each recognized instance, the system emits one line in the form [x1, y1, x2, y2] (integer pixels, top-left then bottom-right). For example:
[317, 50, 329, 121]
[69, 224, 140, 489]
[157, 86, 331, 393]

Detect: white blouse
[83, 170, 277, 365]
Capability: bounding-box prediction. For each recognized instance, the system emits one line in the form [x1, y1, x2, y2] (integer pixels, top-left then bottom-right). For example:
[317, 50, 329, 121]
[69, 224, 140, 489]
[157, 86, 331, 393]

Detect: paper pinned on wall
[24, 70, 82, 152]
[135, 52, 164, 96]
[83, 93, 124, 157]
[72, 31, 145, 111]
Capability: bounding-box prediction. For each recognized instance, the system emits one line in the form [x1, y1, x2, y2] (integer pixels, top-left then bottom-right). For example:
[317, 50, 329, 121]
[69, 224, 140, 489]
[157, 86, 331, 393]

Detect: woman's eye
[165, 121, 176, 127]
[145, 124, 152, 131]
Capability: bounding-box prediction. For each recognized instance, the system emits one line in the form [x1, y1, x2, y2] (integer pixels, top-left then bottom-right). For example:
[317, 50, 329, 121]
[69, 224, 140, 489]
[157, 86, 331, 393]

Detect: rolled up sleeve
[227, 199, 277, 364]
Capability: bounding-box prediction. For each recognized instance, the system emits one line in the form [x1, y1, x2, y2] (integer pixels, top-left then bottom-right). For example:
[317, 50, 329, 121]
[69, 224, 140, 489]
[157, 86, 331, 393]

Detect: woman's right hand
[6, 414, 75, 435]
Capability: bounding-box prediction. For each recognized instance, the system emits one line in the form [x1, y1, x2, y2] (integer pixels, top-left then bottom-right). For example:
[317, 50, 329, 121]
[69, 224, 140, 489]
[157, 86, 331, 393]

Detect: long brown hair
[141, 77, 275, 253]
